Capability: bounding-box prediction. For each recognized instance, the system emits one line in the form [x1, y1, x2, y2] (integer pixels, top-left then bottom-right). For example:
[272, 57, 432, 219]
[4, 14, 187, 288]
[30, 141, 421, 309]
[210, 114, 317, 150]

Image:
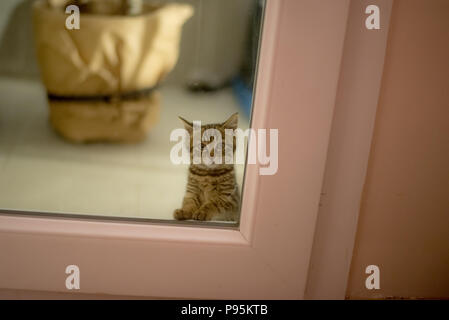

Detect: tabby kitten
[174, 113, 240, 222]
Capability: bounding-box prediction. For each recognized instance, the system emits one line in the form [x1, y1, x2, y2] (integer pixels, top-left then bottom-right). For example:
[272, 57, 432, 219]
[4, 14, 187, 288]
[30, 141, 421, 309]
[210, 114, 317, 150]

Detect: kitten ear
[222, 113, 239, 130]
[179, 116, 193, 133]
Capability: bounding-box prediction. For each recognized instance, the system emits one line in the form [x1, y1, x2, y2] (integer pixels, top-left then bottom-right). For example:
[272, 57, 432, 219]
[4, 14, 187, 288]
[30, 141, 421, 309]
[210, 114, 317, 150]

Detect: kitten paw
[174, 209, 191, 220]
[192, 209, 211, 221]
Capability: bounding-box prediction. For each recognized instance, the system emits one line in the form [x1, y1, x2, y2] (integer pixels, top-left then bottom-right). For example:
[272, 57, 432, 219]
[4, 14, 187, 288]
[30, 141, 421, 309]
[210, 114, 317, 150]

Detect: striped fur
[174, 113, 241, 222]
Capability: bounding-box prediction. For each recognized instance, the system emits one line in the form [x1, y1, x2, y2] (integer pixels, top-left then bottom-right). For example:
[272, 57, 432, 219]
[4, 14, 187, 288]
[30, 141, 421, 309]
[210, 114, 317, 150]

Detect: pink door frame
[306, 0, 393, 299]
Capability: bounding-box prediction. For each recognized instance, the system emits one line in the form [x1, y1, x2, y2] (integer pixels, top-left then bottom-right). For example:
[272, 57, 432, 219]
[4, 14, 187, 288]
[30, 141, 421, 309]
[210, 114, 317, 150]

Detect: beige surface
[0, 76, 248, 220]
[346, 0, 449, 299]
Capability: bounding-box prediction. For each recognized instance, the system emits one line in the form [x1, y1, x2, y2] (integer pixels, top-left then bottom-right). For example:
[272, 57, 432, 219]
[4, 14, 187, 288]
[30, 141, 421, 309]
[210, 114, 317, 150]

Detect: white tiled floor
[0, 76, 249, 220]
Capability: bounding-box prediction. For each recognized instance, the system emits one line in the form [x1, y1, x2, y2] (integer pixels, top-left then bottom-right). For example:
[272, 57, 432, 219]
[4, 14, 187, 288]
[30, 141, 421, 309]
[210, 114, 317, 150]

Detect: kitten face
[179, 113, 238, 168]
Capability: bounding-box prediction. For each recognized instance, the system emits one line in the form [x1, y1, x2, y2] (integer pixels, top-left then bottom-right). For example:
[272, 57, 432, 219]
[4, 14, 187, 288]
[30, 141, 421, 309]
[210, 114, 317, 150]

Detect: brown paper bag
[33, 0, 193, 142]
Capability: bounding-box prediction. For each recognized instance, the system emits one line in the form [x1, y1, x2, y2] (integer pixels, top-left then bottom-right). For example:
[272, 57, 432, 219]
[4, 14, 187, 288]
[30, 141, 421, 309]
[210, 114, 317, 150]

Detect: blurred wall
[0, 0, 39, 77]
[0, 0, 256, 85]
[164, 0, 255, 86]
[346, 0, 449, 299]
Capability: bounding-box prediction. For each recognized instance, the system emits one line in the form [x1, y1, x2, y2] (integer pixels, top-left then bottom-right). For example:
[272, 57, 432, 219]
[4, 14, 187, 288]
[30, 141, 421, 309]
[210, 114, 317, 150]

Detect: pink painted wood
[0, 0, 350, 299]
[306, 0, 393, 299]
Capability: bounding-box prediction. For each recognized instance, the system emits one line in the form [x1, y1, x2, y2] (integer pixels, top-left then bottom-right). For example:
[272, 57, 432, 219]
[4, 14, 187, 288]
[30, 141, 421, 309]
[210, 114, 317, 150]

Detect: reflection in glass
[0, 0, 264, 224]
